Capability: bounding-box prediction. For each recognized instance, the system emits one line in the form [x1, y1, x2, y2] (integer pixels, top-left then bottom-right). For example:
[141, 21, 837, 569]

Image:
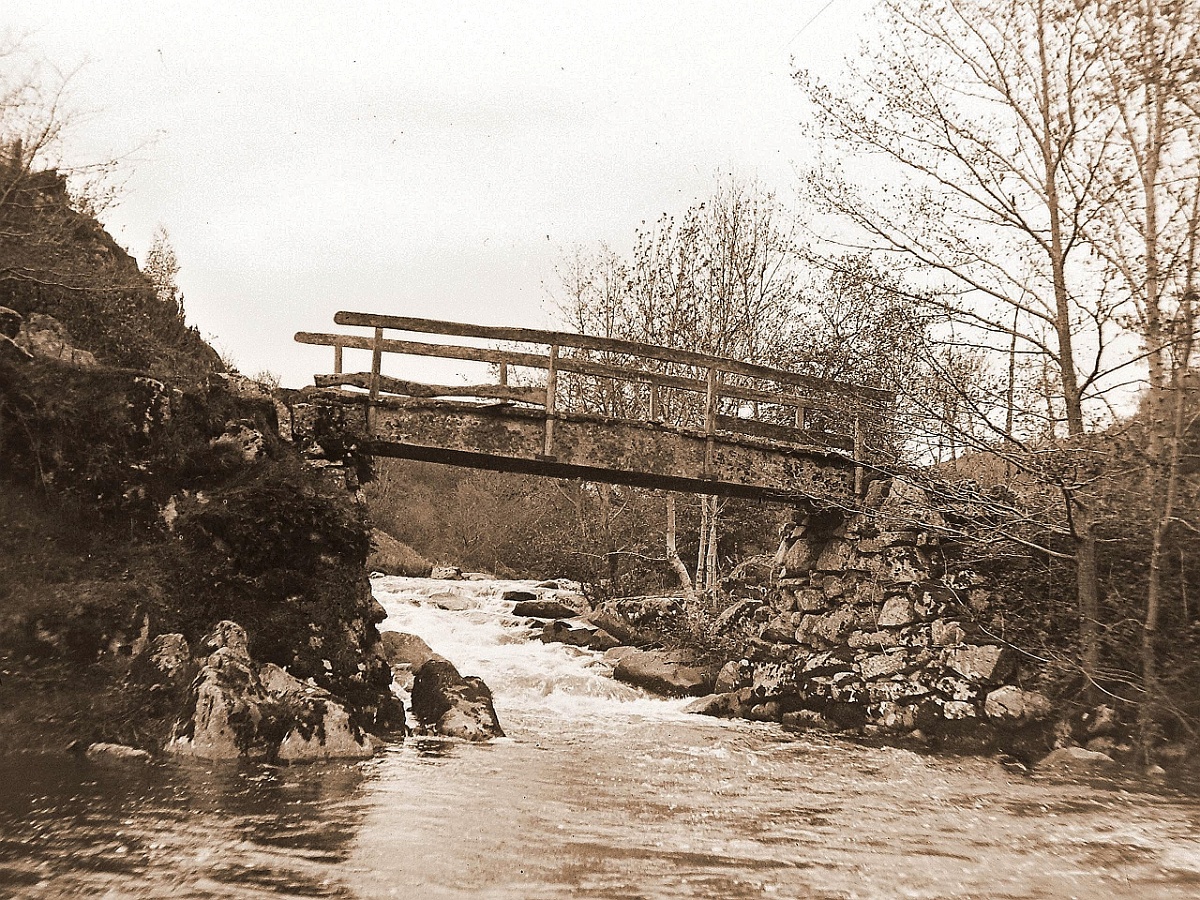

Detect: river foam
[374, 575, 696, 728]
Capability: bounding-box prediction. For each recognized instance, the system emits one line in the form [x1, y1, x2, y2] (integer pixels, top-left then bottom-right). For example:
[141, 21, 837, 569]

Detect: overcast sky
[6, 1, 871, 387]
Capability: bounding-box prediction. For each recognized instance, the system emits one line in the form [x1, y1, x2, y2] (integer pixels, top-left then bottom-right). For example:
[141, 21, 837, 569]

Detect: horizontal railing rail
[295, 312, 894, 487]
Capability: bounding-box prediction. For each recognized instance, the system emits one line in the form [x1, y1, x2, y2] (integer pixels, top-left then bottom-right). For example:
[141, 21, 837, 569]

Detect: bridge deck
[293, 390, 857, 502]
[294, 312, 892, 503]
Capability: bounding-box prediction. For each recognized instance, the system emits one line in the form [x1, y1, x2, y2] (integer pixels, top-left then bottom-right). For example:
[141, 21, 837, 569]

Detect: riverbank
[509, 478, 1197, 774]
[0, 326, 401, 756]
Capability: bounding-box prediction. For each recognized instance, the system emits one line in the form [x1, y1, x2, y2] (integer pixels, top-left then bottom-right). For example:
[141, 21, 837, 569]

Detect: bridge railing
[295, 312, 894, 471]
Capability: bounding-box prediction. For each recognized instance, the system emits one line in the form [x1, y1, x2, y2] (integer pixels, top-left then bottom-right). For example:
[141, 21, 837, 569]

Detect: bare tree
[795, 0, 1137, 680]
[555, 177, 805, 595]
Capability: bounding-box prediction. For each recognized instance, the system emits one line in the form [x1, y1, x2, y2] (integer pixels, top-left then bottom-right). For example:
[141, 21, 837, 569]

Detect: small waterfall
[373, 575, 693, 727]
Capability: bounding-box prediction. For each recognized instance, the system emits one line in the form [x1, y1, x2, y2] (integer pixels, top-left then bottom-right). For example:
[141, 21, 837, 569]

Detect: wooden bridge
[293, 312, 893, 504]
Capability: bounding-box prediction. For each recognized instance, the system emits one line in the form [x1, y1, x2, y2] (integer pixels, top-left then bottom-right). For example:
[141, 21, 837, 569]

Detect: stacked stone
[746, 479, 1030, 735]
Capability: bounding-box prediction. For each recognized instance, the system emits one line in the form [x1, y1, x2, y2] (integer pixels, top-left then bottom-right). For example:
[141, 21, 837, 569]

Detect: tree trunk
[705, 498, 719, 592]
[665, 493, 695, 600]
[599, 483, 619, 589]
[1073, 501, 1101, 681]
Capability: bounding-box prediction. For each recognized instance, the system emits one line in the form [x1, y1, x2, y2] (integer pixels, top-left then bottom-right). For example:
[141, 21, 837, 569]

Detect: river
[3, 575, 1200, 899]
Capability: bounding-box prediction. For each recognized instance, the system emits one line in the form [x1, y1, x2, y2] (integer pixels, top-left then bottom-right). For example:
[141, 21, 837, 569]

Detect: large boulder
[368, 530, 433, 577]
[983, 686, 1053, 723]
[944, 645, 1017, 684]
[410, 657, 504, 741]
[165, 620, 382, 762]
[612, 649, 716, 697]
[713, 659, 750, 693]
[16, 312, 97, 367]
[539, 619, 621, 651]
[378, 631, 438, 669]
[583, 606, 659, 646]
[259, 664, 383, 762]
[512, 598, 580, 619]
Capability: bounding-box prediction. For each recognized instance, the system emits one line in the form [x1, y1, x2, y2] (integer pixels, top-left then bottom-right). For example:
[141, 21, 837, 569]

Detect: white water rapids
[3, 575, 1200, 899]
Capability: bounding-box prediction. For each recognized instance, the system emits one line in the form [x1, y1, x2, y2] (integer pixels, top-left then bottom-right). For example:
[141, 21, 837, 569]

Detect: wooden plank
[332, 310, 893, 402]
[296, 330, 836, 413]
[314, 372, 545, 404]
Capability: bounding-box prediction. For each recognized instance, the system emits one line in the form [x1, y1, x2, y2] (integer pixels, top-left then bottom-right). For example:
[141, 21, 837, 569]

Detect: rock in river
[1034, 745, 1117, 773]
[539, 619, 621, 650]
[378, 631, 438, 670]
[612, 649, 716, 697]
[512, 598, 579, 619]
[166, 620, 381, 762]
[410, 657, 505, 741]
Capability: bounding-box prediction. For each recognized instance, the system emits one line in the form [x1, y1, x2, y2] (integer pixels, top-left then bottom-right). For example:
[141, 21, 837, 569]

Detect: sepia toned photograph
[2, 2, 1199, 897]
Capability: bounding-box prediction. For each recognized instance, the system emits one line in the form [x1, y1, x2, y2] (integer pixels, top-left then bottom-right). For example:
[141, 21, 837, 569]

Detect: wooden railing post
[794, 405, 806, 430]
[333, 343, 343, 375]
[704, 366, 719, 476]
[370, 327, 383, 401]
[543, 343, 559, 457]
[649, 383, 660, 421]
[498, 361, 508, 386]
[853, 411, 865, 497]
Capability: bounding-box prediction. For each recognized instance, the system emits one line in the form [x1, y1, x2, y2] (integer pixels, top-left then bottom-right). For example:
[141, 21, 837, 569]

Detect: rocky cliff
[0, 308, 402, 757]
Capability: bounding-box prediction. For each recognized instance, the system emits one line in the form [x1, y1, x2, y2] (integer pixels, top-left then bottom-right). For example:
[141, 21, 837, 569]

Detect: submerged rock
[428, 591, 472, 611]
[85, 742, 152, 762]
[410, 657, 504, 741]
[1034, 746, 1117, 773]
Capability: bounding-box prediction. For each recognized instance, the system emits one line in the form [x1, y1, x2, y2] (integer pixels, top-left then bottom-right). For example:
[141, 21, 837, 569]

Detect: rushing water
[4, 576, 1200, 899]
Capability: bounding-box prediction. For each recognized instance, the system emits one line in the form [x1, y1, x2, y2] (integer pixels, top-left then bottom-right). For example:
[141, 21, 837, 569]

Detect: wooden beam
[331, 310, 893, 403]
[296, 330, 840, 413]
[314, 372, 545, 404]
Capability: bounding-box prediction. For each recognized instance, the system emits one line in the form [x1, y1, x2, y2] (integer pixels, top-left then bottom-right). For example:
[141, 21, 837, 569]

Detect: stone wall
[715, 477, 1050, 744]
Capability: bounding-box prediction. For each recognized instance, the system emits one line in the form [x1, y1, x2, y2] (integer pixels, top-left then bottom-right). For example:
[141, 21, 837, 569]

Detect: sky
[5, 1, 872, 387]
